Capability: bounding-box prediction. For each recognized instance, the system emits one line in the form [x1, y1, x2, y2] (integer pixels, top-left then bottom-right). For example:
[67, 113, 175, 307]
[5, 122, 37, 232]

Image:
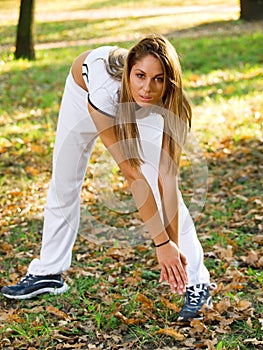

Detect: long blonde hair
[106, 47, 128, 81]
[116, 34, 192, 169]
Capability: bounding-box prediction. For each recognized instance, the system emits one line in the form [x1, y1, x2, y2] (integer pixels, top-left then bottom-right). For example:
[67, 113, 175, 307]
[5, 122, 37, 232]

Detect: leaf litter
[0, 131, 262, 349]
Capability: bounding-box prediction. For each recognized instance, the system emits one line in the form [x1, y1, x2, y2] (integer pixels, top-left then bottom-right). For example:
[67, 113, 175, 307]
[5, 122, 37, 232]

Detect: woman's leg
[178, 192, 210, 286]
[28, 72, 98, 275]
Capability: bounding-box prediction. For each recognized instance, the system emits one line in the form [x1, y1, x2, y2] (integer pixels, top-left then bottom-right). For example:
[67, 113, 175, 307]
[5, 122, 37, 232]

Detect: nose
[143, 79, 151, 94]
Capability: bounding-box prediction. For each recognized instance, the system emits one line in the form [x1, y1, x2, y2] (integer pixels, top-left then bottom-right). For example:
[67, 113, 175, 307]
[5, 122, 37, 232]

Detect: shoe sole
[177, 314, 203, 322]
[2, 282, 69, 300]
[177, 298, 213, 322]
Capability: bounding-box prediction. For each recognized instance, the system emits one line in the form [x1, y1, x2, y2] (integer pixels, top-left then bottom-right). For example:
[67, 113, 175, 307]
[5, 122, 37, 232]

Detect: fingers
[159, 262, 187, 295]
[170, 265, 186, 295]
[159, 267, 177, 294]
[159, 267, 168, 284]
[167, 267, 179, 294]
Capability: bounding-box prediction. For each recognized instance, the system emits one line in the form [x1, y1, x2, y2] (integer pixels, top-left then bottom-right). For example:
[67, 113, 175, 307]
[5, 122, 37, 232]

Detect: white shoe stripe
[34, 279, 62, 285]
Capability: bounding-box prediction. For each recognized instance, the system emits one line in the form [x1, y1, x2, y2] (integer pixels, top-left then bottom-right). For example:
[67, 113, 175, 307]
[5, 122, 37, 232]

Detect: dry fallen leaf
[246, 317, 253, 328]
[215, 298, 231, 313]
[25, 165, 39, 176]
[244, 338, 263, 346]
[136, 293, 153, 309]
[219, 317, 234, 326]
[254, 235, 263, 244]
[204, 338, 218, 350]
[114, 311, 146, 325]
[156, 328, 185, 341]
[242, 250, 259, 267]
[161, 297, 181, 312]
[190, 319, 208, 334]
[236, 299, 252, 311]
[106, 247, 134, 259]
[46, 305, 70, 320]
[62, 343, 87, 349]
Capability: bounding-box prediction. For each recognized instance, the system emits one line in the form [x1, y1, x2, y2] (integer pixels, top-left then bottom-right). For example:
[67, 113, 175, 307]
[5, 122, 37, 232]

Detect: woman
[1, 34, 214, 322]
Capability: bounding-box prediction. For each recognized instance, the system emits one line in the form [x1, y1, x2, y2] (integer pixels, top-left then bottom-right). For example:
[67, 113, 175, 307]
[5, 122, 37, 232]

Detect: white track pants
[28, 72, 210, 286]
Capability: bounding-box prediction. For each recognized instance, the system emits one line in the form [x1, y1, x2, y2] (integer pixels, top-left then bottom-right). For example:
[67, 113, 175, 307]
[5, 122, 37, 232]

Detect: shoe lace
[17, 274, 34, 285]
[187, 284, 206, 306]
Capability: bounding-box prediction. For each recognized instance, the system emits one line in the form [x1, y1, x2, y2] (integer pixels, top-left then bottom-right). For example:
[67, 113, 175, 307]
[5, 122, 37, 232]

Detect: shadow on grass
[0, 19, 262, 122]
[1, 18, 262, 58]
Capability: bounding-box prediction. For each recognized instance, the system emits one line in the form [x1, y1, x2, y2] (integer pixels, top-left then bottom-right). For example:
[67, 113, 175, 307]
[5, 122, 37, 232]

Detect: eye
[155, 77, 164, 82]
[136, 73, 145, 79]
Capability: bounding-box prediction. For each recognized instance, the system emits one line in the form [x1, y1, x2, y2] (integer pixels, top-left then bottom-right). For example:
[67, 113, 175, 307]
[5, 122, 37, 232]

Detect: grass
[0, 0, 263, 349]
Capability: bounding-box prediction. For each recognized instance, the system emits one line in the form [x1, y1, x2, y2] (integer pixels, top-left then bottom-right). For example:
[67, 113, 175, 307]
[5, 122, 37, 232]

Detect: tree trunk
[15, 0, 35, 60]
[240, 0, 263, 20]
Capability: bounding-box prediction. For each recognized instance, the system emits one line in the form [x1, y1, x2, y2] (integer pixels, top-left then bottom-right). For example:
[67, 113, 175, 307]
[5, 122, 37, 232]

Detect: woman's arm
[158, 133, 180, 245]
[157, 136, 188, 288]
[89, 105, 188, 294]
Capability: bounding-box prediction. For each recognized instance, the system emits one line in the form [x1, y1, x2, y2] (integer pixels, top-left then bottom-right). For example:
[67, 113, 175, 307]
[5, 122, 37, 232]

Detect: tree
[240, 0, 263, 20]
[15, 0, 35, 60]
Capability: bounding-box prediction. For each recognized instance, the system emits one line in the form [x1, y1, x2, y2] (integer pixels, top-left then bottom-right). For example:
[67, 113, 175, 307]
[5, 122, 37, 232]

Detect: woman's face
[129, 54, 165, 107]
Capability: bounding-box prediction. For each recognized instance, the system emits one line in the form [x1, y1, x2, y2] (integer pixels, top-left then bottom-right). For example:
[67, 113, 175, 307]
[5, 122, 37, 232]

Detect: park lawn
[0, 1, 263, 349]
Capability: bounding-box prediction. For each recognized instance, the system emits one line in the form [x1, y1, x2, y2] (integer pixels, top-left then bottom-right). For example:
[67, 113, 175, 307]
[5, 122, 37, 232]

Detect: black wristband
[153, 239, 170, 248]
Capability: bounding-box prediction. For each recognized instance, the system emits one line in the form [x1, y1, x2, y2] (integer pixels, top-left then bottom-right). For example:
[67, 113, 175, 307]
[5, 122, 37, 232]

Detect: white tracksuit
[28, 46, 210, 287]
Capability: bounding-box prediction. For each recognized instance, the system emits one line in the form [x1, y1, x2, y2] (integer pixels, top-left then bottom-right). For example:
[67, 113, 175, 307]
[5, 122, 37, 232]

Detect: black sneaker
[177, 283, 216, 322]
[1, 274, 68, 300]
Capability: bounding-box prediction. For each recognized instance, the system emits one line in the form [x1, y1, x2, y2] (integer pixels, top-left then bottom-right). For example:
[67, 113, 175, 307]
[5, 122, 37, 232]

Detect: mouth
[139, 95, 152, 102]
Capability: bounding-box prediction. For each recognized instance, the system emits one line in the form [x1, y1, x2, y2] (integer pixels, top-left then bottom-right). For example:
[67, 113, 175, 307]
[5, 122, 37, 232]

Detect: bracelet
[153, 239, 170, 248]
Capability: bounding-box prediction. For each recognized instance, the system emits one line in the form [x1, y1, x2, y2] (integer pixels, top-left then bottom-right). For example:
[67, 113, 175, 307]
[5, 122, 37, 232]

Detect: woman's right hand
[156, 240, 188, 295]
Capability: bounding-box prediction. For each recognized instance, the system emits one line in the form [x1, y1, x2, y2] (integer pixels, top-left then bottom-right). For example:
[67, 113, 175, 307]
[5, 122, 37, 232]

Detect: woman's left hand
[156, 240, 188, 294]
